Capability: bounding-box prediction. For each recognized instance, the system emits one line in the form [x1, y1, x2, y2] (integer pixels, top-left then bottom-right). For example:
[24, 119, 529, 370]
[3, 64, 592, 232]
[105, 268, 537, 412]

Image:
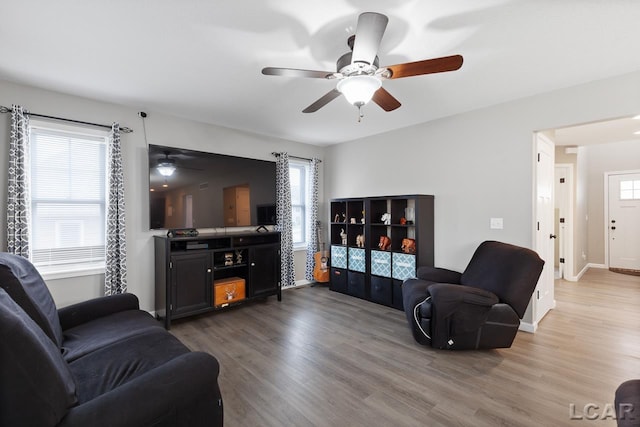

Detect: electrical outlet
[490, 218, 504, 229]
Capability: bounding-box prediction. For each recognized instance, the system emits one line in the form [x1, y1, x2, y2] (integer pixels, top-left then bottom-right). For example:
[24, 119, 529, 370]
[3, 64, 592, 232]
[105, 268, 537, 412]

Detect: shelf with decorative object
[329, 195, 434, 310]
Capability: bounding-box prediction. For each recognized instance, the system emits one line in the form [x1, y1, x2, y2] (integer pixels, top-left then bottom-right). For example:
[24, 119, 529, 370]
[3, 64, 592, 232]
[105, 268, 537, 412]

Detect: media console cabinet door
[170, 252, 212, 315]
[248, 245, 280, 297]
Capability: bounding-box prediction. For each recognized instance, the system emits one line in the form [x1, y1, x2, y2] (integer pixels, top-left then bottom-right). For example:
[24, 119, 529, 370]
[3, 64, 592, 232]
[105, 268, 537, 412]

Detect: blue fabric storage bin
[331, 245, 347, 269]
[348, 248, 366, 273]
[370, 250, 391, 277]
[392, 253, 416, 280]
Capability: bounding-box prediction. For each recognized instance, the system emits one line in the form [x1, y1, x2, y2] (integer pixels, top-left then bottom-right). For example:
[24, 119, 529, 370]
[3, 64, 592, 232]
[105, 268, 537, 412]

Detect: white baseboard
[574, 263, 607, 281]
[284, 279, 312, 289]
[587, 263, 607, 269]
[519, 321, 537, 333]
[563, 272, 579, 282]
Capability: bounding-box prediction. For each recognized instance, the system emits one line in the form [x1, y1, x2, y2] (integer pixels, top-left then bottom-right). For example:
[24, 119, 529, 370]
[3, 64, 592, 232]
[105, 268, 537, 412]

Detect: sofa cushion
[0, 252, 64, 347]
[62, 309, 164, 362]
[0, 288, 77, 427]
[460, 241, 544, 318]
[69, 329, 196, 403]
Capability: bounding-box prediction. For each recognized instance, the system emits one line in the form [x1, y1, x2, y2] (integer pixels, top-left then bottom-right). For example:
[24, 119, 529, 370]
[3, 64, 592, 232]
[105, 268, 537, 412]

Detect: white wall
[0, 79, 324, 310]
[3, 69, 640, 315]
[575, 147, 590, 275]
[324, 70, 640, 325]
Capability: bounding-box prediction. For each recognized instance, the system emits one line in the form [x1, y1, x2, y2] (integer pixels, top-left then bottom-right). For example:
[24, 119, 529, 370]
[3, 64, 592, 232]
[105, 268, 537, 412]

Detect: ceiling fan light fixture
[157, 161, 176, 177]
[337, 75, 381, 106]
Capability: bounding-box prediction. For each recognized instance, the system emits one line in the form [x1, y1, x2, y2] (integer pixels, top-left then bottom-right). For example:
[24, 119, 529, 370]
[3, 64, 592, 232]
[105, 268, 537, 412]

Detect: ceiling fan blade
[372, 87, 401, 112]
[302, 89, 342, 113]
[383, 55, 463, 79]
[351, 12, 388, 66]
[262, 67, 335, 79]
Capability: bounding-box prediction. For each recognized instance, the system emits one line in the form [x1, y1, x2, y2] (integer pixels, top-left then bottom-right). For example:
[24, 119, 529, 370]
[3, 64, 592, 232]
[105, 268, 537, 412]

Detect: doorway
[605, 171, 640, 274]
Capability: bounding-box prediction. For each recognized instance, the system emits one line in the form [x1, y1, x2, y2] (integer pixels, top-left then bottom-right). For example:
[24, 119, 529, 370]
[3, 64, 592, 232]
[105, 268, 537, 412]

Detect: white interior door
[608, 173, 640, 271]
[184, 194, 193, 228]
[534, 134, 555, 323]
[554, 164, 573, 280]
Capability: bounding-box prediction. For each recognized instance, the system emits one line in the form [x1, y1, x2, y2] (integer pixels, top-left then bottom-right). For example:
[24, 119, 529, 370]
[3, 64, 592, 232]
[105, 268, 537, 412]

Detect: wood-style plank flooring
[170, 269, 640, 426]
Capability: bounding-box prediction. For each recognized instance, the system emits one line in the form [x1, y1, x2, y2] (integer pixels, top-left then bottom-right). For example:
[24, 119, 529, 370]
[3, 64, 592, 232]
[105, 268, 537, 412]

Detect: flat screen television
[148, 144, 277, 230]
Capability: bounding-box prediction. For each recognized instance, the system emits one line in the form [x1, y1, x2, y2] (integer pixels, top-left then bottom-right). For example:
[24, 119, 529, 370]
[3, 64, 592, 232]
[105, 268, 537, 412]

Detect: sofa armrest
[58, 293, 140, 331]
[58, 351, 223, 427]
[416, 266, 462, 284]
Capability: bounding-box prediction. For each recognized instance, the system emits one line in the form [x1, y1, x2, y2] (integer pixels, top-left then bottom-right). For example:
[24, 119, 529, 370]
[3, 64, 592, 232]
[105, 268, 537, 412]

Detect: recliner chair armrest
[58, 351, 223, 427]
[427, 283, 499, 349]
[428, 283, 499, 308]
[417, 266, 462, 284]
[58, 293, 140, 331]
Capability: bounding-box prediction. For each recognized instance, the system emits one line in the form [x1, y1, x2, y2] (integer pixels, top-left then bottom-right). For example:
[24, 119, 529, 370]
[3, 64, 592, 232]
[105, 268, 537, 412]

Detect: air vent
[199, 182, 209, 190]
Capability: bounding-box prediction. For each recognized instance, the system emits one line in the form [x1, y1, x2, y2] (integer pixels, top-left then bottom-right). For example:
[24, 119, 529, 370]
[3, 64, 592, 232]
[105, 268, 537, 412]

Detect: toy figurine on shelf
[401, 238, 416, 254]
[356, 234, 365, 248]
[341, 213, 347, 222]
[340, 228, 347, 245]
[235, 250, 243, 264]
[400, 217, 407, 225]
[381, 213, 391, 225]
[224, 252, 234, 266]
[378, 236, 391, 251]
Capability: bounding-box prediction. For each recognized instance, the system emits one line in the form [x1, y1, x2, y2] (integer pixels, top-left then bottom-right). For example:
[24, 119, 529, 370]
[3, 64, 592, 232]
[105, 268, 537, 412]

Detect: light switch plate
[490, 218, 504, 229]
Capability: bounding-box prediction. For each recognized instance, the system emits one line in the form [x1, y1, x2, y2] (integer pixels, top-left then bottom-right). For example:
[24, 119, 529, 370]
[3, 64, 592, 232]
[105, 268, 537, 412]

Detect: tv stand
[154, 231, 281, 329]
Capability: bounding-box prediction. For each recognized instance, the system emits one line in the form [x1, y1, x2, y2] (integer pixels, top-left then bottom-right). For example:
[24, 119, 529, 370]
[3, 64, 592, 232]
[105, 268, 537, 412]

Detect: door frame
[555, 163, 575, 281]
[603, 169, 640, 268]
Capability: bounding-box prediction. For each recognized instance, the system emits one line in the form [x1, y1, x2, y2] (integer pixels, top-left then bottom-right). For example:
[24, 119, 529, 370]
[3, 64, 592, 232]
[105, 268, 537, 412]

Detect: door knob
[549, 234, 557, 239]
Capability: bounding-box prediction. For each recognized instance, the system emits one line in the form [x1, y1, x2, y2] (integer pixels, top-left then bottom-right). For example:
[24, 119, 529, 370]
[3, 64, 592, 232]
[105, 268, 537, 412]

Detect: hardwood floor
[170, 269, 640, 426]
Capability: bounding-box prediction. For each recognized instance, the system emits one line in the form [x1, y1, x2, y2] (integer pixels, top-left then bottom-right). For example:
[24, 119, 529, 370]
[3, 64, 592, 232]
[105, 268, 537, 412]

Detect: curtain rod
[271, 152, 322, 163]
[0, 105, 133, 133]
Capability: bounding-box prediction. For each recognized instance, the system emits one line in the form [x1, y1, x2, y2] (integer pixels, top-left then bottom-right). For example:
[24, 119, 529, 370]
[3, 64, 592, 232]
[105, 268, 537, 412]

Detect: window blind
[29, 126, 107, 269]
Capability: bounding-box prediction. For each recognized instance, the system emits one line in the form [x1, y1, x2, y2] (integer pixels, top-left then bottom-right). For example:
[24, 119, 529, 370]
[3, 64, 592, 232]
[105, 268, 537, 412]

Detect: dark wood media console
[154, 231, 281, 329]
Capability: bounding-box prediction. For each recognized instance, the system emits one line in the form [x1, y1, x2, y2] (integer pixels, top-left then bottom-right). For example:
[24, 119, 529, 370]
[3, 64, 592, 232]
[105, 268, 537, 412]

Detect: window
[620, 180, 640, 200]
[29, 121, 108, 274]
[289, 160, 310, 247]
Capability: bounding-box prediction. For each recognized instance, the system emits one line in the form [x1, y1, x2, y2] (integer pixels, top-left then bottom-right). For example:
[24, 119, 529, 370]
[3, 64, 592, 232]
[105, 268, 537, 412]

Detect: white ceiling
[2, 1, 640, 146]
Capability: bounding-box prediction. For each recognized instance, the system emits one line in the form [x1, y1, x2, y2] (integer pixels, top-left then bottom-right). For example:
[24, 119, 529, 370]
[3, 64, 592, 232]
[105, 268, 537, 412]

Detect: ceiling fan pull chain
[357, 104, 364, 123]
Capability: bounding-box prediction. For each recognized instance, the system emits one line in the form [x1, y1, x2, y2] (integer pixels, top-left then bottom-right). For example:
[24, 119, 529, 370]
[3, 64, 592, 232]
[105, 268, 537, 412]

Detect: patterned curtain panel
[7, 105, 31, 258]
[275, 152, 295, 288]
[304, 158, 320, 281]
[105, 123, 127, 295]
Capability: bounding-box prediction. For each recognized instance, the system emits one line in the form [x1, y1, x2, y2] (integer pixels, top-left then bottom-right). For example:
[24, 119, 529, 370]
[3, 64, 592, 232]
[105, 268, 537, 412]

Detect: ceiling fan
[262, 12, 463, 120]
[155, 151, 204, 177]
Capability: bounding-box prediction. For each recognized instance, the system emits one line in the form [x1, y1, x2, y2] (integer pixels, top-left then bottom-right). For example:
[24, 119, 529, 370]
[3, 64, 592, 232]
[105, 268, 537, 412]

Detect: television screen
[148, 144, 277, 230]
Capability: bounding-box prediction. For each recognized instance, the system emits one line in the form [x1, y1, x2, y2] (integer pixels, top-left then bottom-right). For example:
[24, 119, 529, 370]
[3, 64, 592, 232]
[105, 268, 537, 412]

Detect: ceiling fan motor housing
[337, 52, 379, 77]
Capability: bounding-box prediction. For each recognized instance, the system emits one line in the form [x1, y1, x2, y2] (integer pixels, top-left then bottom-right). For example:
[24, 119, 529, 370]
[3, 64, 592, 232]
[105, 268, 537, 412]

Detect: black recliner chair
[402, 241, 544, 350]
